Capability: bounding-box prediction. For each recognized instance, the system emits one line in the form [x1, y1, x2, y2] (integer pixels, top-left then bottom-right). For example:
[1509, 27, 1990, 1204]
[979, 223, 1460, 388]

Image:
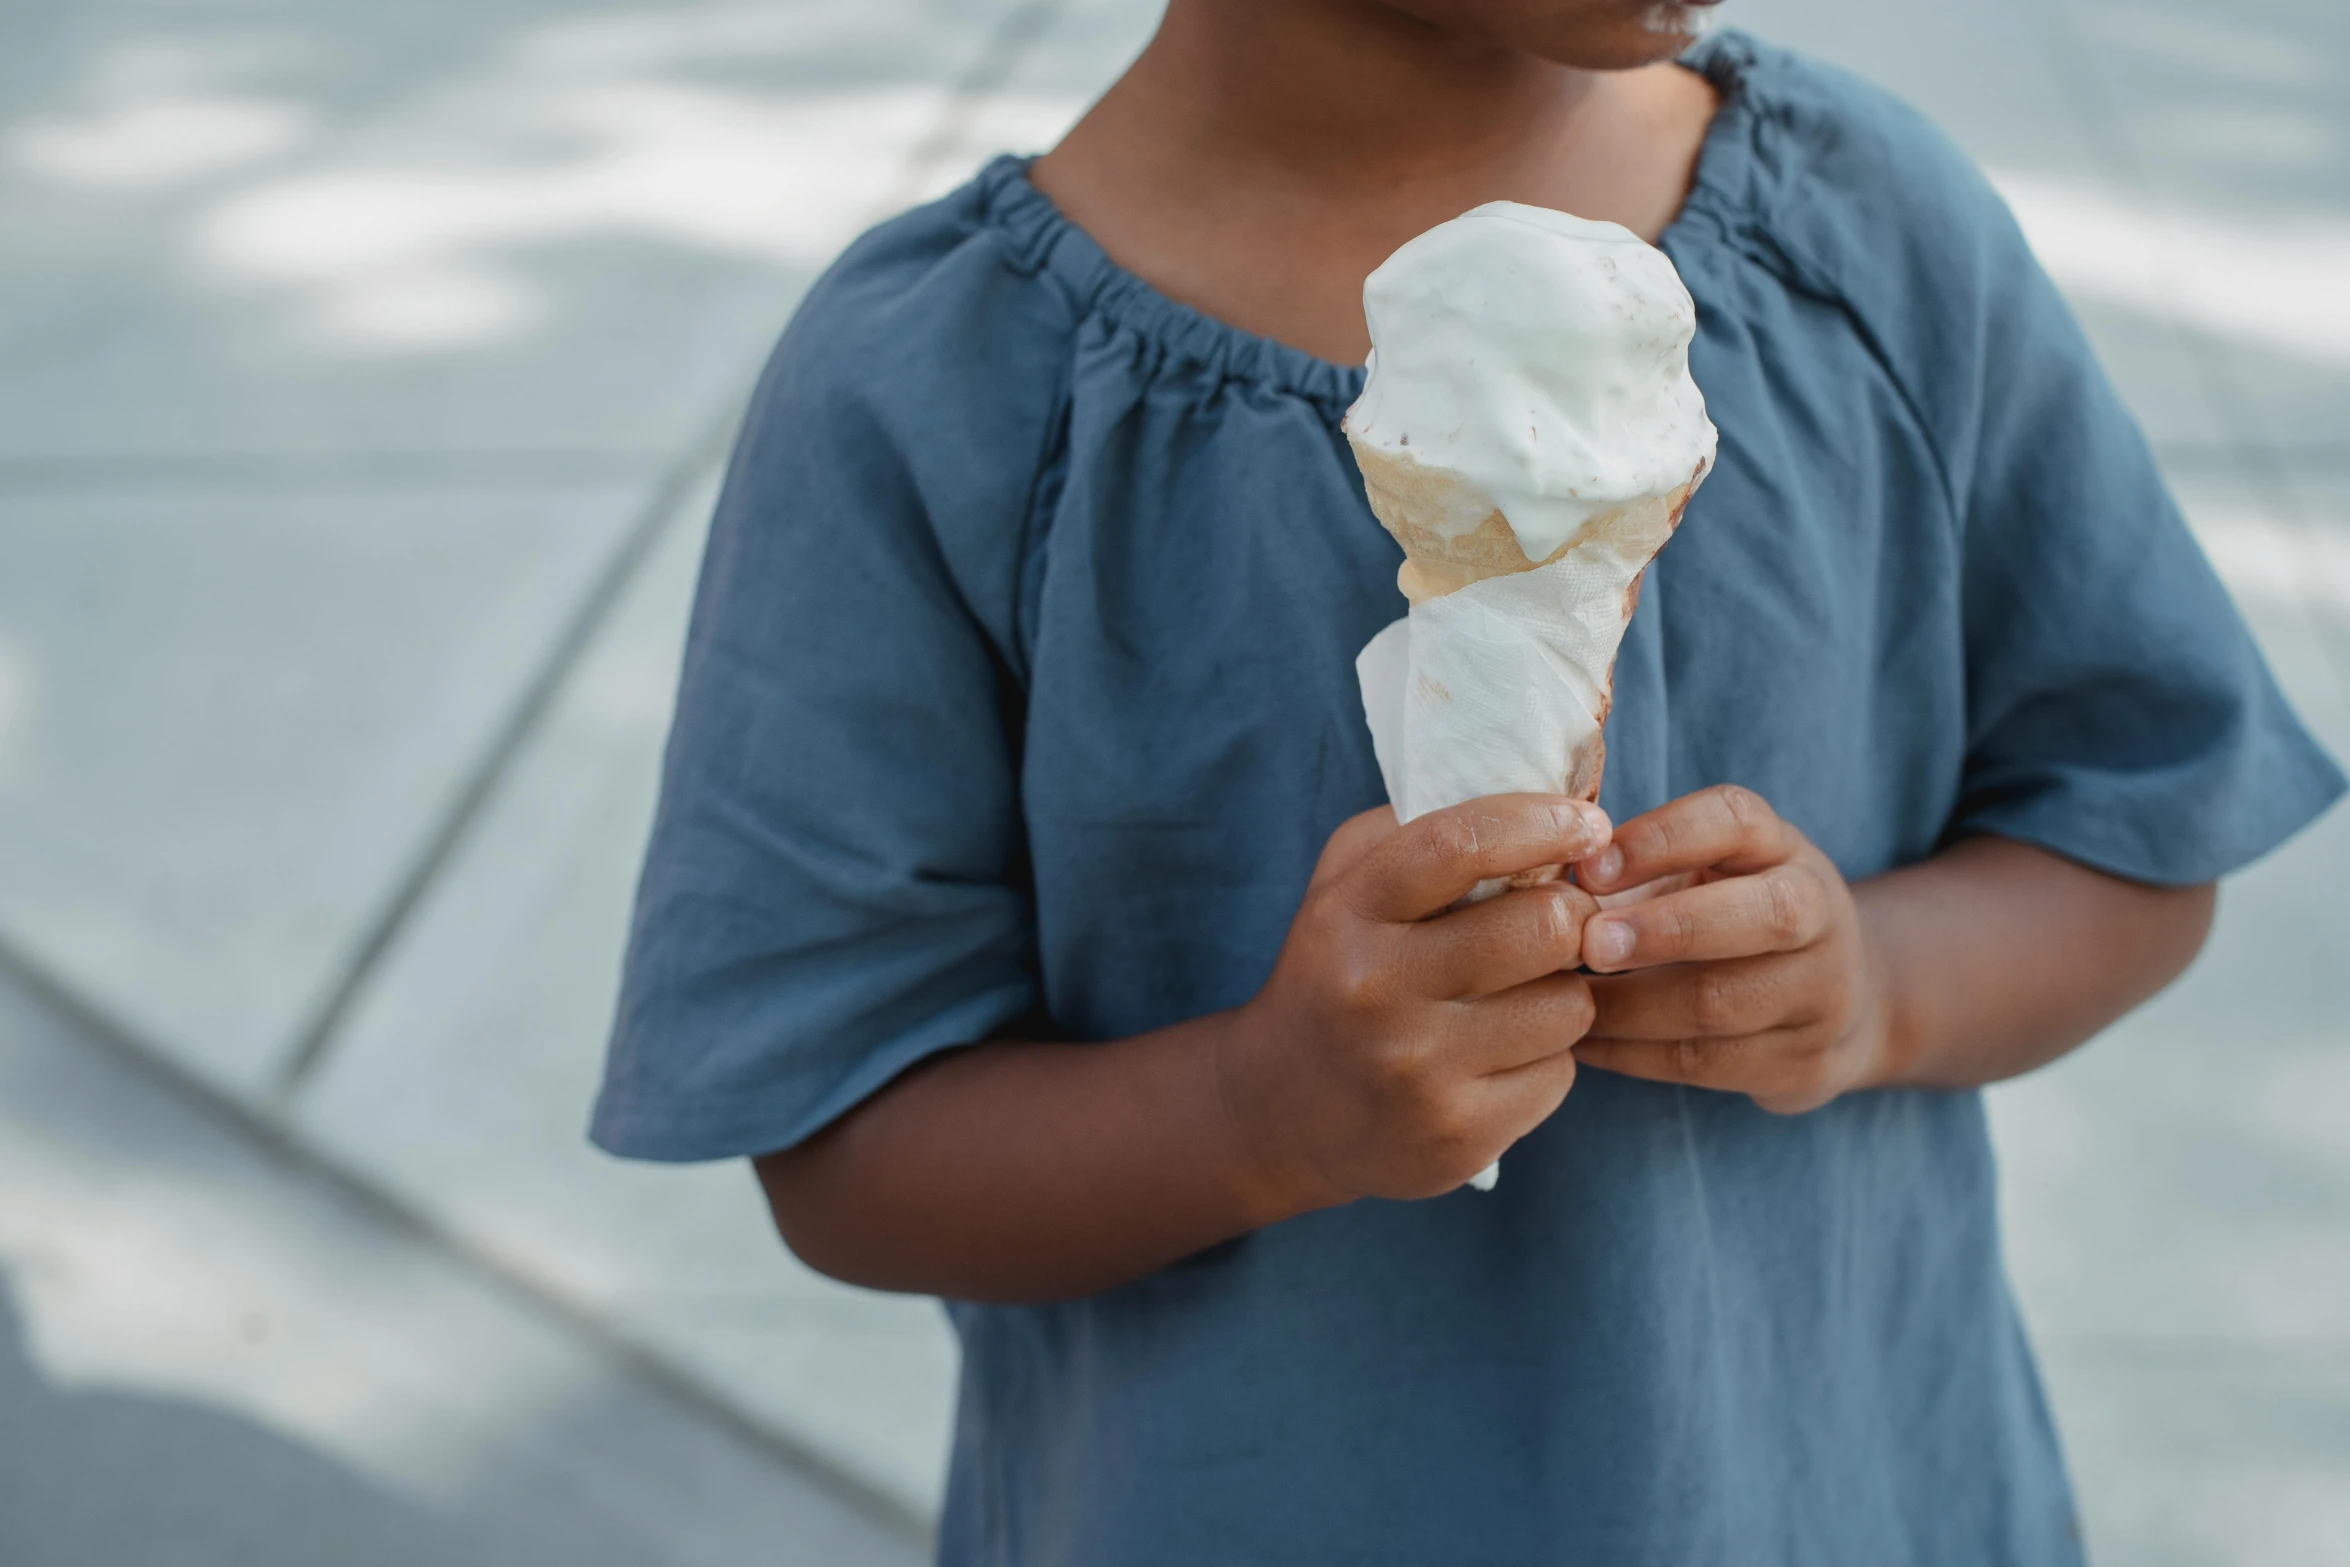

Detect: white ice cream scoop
[1343, 201, 1715, 605]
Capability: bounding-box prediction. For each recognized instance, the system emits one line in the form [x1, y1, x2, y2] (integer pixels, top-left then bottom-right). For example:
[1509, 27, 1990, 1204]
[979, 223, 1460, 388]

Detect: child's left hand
[1571, 784, 1892, 1114]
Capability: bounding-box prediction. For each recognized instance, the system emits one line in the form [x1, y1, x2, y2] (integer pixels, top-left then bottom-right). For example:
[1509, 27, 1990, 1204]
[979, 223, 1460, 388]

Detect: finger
[1351, 795, 1612, 922]
[1406, 880, 1600, 999]
[1574, 1028, 1812, 1098]
[1463, 1043, 1579, 1137]
[1451, 972, 1598, 1074]
[1309, 804, 1399, 891]
[1576, 784, 1795, 895]
[1591, 870, 1698, 911]
[1581, 865, 1831, 974]
[1584, 954, 1819, 1041]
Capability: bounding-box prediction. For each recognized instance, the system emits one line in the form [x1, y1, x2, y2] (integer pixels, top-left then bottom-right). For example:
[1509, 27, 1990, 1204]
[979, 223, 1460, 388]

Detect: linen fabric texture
[592, 33, 2345, 1567]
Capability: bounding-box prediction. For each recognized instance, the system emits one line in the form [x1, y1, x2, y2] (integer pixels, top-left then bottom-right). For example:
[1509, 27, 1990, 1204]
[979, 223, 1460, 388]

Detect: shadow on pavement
[0, 1281, 491, 1567]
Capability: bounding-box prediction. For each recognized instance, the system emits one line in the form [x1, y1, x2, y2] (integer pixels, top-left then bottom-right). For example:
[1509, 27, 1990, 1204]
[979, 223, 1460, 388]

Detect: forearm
[755, 1012, 1326, 1303]
[760, 796, 1613, 1302]
[1855, 834, 2214, 1091]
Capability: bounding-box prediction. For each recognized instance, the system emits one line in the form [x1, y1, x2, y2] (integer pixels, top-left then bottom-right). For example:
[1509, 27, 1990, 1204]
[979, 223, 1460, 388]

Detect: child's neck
[1031, 0, 1717, 366]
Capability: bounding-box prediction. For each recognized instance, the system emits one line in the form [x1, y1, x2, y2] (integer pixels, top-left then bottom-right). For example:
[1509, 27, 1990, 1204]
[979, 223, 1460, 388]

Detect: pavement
[0, 0, 2342, 1562]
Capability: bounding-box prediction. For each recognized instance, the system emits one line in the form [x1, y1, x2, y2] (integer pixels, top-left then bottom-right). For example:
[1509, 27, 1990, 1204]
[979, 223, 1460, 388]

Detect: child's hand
[1571, 785, 1892, 1114]
[1219, 796, 1611, 1205]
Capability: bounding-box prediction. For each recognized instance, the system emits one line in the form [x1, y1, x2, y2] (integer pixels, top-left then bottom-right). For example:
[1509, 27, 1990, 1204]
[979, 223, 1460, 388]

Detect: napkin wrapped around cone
[1353, 471, 1701, 825]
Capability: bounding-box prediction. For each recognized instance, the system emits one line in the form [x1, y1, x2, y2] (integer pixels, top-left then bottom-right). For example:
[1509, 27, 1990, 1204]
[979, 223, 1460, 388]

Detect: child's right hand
[1217, 796, 1611, 1205]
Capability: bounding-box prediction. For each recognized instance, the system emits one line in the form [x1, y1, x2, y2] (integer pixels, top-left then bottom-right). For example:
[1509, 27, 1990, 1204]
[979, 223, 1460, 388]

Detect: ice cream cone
[1343, 200, 1718, 1195]
[1351, 440, 1706, 607]
[1341, 201, 1716, 821]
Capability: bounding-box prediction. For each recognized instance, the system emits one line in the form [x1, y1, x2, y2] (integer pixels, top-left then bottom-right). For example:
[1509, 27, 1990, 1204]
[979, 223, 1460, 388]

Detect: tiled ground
[0, 958, 924, 1566]
[0, 0, 1161, 1553]
[0, 0, 2342, 1560]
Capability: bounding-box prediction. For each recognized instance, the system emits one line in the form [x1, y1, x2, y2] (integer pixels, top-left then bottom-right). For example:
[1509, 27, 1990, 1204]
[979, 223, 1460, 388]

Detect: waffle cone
[1352, 440, 1699, 606]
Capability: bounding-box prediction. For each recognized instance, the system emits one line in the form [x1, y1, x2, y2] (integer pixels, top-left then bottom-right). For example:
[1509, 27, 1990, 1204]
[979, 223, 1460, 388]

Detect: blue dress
[592, 33, 2344, 1566]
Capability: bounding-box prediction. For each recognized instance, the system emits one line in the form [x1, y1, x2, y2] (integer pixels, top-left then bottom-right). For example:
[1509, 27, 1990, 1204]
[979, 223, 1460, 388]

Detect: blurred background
[0, 0, 2343, 1561]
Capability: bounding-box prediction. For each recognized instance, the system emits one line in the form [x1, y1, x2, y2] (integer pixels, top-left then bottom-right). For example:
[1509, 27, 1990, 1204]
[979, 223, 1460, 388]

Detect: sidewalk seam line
[4, 1, 1086, 1543]
[270, 0, 1084, 1104]
[882, 0, 1071, 214]
[0, 930, 934, 1550]
[267, 413, 738, 1100]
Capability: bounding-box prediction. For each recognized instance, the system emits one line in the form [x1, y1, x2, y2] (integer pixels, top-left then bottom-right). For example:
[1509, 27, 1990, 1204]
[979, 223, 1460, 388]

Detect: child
[592, 2, 2344, 1561]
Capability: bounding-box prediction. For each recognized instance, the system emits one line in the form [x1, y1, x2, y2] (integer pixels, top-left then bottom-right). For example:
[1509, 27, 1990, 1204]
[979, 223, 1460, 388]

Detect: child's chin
[1637, 2, 1721, 47]
[1509, 3, 1719, 71]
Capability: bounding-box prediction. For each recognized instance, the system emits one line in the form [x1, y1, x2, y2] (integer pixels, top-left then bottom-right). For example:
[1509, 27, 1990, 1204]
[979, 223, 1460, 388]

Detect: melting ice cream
[1346, 201, 1715, 816]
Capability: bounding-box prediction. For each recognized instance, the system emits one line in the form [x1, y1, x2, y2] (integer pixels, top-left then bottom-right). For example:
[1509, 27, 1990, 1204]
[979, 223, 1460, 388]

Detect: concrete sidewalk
[0, 957, 924, 1566]
[1, 0, 2344, 1561]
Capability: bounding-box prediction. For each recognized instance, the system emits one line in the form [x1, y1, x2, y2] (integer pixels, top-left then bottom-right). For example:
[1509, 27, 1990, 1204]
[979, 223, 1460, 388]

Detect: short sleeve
[1940, 189, 2343, 880]
[1720, 39, 2344, 880]
[589, 239, 1046, 1163]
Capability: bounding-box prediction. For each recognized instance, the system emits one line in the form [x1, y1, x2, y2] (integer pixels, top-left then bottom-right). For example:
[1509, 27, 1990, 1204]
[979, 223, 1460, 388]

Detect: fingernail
[1573, 802, 1611, 840]
[1587, 918, 1632, 966]
[1586, 846, 1624, 887]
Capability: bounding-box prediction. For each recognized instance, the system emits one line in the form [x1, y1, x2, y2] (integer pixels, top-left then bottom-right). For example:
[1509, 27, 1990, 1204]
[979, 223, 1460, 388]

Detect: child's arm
[757, 794, 1611, 1303]
[759, 782, 2208, 1303]
[1572, 784, 2215, 1109]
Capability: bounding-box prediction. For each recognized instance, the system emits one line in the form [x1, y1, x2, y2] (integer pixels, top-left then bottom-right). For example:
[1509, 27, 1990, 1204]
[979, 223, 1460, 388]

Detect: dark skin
[1029, 0, 1723, 364]
[757, 0, 2219, 1302]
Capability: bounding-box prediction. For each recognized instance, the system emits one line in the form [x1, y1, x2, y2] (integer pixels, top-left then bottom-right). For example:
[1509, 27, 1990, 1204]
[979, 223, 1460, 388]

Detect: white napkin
[1356, 549, 1646, 1192]
[1357, 548, 1636, 831]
